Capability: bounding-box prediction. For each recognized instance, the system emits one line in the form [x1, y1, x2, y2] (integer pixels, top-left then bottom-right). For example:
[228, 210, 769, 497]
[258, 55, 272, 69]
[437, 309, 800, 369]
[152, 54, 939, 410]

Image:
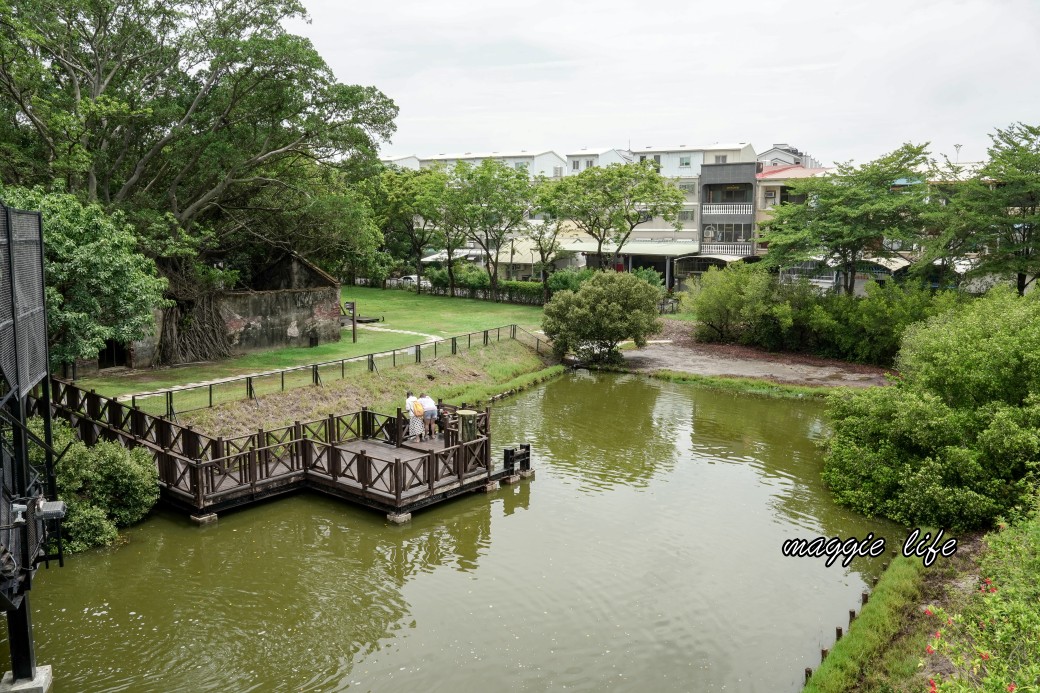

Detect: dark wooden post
[415, 344, 422, 364]
[360, 407, 370, 438]
[155, 417, 171, 483]
[192, 462, 204, 509]
[427, 451, 436, 493]
[302, 436, 313, 470]
[248, 449, 258, 489]
[368, 354, 375, 372]
[451, 337, 457, 355]
[359, 450, 369, 489]
[330, 445, 341, 481]
[183, 426, 200, 460]
[326, 414, 336, 444]
[394, 458, 403, 506]
[483, 329, 489, 346]
[396, 407, 404, 448]
[293, 421, 302, 469]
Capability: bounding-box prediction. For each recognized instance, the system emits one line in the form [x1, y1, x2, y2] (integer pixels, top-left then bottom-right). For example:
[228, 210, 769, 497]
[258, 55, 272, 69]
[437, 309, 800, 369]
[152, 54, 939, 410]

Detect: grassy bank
[343, 285, 544, 333]
[648, 370, 838, 399]
[78, 287, 544, 398]
[804, 556, 932, 693]
[181, 340, 560, 438]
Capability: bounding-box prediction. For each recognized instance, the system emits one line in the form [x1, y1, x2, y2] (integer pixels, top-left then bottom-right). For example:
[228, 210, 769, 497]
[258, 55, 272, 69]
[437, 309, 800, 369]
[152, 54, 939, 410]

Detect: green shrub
[631, 266, 664, 293]
[823, 289, 1040, 529]
[546, 268, 595, 293]
[928, 496, 1040, 691]
[542, 271, 660, 364]
[681, 262, 780, 342]
[28, 418, 159, 552]
[496, 280, 544, 304]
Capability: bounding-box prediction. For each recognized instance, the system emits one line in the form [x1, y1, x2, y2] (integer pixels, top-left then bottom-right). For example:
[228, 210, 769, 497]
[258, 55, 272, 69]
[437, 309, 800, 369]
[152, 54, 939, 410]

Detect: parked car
[398, 275, 431, 288]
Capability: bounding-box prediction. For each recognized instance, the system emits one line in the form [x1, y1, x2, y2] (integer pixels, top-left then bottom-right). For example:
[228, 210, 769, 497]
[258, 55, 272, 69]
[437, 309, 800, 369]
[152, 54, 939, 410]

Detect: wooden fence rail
[30, 378, 502, 518]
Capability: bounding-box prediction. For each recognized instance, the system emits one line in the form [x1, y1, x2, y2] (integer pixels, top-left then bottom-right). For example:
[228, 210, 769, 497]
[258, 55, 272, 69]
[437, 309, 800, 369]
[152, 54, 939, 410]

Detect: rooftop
[757, 165, 833, 180]
[629, 143, 750, 153]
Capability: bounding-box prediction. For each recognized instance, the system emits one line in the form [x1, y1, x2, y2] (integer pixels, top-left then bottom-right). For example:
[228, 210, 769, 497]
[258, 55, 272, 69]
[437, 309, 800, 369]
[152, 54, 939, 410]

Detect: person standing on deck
[405, 391, 424, 441]
[419, 393, 438, 440]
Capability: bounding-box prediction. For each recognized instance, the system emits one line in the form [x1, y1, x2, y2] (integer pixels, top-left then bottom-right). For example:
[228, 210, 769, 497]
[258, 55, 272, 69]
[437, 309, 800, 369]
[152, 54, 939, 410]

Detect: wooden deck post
[248, 449, 258, 489]
[394, 458, 403, 505]
[396, 408, 404, 448]
[359, 450, 369, 489]
[361, 407, 370, 439]
[330, 445, 341, 481]
[327, 414, 336, 444]
[293, 421, 302, 469]
[427, 451, 435, 493]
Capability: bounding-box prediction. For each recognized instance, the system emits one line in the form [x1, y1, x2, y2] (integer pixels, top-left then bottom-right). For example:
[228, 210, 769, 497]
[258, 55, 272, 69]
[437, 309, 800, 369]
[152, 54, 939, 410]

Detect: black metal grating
[0, 206, 47, 397]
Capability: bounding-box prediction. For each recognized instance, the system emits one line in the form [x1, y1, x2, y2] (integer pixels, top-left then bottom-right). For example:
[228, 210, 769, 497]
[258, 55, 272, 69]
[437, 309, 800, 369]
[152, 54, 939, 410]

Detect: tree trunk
[415, 249, 423, 295]
[446, 250, 456, 297]
[1018, 272, 1027, 297]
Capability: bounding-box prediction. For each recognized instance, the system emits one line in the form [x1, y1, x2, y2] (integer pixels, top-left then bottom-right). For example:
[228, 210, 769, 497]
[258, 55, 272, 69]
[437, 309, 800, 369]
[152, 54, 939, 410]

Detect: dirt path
[623, 319, 892, 388]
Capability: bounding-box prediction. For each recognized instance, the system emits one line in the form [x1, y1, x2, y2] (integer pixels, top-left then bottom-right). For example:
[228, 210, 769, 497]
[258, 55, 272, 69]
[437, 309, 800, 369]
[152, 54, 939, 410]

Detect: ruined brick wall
[220, 286, 341, 351]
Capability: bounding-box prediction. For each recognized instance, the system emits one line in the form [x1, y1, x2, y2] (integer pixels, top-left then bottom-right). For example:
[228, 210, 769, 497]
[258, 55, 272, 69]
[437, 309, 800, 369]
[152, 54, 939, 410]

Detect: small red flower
[981, 652, 990, 660]
[947, 617, 953, 625]
[984, 578, 993, 585]
[926, 644, 935, 654]
[1007, 684, 1016, 692]
[935, 630, 942, 639]
[989, 587, 998, 593]
[925, 608, 933, 616]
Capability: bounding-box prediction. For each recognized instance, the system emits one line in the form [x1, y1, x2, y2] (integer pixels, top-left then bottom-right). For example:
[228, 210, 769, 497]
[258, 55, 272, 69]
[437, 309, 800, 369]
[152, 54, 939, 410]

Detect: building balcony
[702, 203, 754, 216]
[700, 242, 754, 256]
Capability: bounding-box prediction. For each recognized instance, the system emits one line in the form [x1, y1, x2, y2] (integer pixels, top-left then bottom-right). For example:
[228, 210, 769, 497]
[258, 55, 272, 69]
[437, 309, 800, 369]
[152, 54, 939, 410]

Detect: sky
[286, 0, 1040, 167]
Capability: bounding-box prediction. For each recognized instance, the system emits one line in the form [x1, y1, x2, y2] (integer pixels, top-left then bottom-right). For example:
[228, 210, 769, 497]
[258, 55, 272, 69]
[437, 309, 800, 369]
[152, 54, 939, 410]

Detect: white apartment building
[381, 150, 567, 179]
[564, 148, 633, 174]
[757, 143, 825, 169]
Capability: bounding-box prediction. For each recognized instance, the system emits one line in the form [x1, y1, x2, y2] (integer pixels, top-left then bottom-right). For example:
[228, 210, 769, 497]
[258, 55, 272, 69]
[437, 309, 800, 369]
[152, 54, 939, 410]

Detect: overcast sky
[287, 0, 1040, 166]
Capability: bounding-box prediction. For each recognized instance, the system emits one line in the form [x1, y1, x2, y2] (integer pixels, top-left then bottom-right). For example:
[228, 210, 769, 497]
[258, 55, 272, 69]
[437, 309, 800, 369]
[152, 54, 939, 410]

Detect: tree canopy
[1, 184, 168, 367]
[923, 123, 1040, 295]
[542, 271, 661, 364]
[0, 0, 397, 361]
[552, 161, 684, 268]
[761, 143, 929, 294]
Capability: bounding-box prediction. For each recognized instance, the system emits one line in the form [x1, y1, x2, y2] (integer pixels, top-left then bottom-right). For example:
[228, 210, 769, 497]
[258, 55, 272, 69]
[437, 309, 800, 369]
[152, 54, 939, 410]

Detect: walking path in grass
[356, 324, 440, 342]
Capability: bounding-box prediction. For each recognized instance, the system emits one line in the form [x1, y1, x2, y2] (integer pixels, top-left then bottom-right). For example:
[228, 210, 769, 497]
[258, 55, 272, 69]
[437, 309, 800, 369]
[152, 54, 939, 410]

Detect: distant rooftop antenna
[954, 144, 962, 163]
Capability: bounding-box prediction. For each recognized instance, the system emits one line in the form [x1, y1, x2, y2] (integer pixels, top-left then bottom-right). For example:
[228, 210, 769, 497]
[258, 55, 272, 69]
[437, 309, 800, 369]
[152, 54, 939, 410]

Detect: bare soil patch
[630, 318, 894, 388]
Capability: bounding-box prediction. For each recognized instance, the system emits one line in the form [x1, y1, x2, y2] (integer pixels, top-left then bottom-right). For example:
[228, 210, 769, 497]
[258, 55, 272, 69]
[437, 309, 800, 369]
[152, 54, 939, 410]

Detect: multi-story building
[757, 143, 824, 169]
[381, 150, 567, 179]
[564, 148, 633, 174]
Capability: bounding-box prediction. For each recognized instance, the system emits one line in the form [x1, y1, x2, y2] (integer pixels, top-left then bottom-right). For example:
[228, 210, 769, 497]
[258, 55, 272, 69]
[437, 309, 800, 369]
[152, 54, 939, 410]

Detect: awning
[559, 239, 701, 257]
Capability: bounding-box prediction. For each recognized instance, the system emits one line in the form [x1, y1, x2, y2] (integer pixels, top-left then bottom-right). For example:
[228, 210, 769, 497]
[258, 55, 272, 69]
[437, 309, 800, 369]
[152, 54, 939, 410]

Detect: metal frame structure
[0, 201, 63, 683]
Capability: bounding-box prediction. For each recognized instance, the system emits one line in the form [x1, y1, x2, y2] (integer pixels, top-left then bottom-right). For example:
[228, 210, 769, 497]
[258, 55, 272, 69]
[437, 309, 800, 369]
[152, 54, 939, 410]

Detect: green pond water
[5, 371, 904, 692]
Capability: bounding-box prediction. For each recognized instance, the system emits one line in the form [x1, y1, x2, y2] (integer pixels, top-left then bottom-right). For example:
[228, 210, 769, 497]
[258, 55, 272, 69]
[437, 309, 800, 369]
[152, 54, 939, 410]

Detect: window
[572, 160, 580, 171]
[702, 223, 752, 243]
[639, 155, 647, 162]
[679, 156, 691, 168]
[653, 154, 661, 165]
[678, 210, 695, 222]
[714, 155, 728, 164]
[585, 159, 594, 169]
[515, 162, 528, 170]
[553, 166, 564, 178]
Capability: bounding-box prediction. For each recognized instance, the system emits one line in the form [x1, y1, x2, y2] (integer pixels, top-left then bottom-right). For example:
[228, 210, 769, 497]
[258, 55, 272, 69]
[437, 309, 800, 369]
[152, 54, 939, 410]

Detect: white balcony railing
[702, 203, 753, 215]
[700, 242, 753, 256]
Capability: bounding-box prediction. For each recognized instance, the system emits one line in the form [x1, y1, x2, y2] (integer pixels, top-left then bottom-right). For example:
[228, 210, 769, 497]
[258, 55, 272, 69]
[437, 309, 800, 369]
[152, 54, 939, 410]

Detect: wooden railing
[33, 378, 494, 513]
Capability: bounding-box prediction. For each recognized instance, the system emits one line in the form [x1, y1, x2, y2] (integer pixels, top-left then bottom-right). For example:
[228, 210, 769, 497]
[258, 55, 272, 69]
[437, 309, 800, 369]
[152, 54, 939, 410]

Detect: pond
[6, 371, 902, 692]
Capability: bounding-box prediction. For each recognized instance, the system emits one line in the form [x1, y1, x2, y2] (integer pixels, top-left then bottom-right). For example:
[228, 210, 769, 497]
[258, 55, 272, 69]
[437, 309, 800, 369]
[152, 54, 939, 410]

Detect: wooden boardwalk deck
[34, 379, 532, 522]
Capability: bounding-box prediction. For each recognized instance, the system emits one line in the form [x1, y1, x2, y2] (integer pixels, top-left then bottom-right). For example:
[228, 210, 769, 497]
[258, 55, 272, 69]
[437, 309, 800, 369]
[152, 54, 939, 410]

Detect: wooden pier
[33, 379, 532, 522]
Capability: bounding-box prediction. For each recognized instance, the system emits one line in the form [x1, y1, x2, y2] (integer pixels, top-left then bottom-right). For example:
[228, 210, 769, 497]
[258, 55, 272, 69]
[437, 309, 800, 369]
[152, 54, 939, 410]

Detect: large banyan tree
[0, 0, 396, 363]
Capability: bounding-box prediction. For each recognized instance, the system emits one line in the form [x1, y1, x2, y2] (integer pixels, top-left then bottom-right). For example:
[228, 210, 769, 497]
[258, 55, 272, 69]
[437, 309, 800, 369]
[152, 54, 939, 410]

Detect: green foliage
[681, 263, 779, 343]
[762, 143, 930, 294]
[927, 499, 1040, 691]
[897, 286, 1040, 408]
[29, 418, 159, 552]
[542, 271, 660, 364]
[551, 161, 685, 264]
[630, 266, 664, 292]
[442, 160, 533, 292]
[682, 262, 962, 365]
[546, 268, 596, 293]
[824, 289, 1040, 529]
[923, 122, 1040, 296]
[0, 185, 169, 367]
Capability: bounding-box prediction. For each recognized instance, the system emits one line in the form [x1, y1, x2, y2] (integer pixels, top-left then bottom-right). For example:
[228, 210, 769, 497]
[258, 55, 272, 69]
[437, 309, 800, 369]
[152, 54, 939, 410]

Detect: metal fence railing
[126, 324, 543, 418]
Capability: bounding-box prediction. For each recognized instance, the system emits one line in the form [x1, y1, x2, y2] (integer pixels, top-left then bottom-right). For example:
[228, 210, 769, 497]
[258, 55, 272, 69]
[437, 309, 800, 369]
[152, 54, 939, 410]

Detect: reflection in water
[5, 372, 902, 692]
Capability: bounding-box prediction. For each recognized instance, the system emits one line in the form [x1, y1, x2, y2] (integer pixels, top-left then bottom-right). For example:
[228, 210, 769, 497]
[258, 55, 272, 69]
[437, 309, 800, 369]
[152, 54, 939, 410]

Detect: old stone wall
[221, 287, 341, 351]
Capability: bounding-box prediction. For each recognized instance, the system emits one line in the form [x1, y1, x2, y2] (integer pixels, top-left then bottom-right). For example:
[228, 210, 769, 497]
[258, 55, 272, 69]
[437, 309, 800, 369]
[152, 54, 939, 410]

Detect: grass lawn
[77, 287, 545, 398]
[343, 285, 544, 334]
